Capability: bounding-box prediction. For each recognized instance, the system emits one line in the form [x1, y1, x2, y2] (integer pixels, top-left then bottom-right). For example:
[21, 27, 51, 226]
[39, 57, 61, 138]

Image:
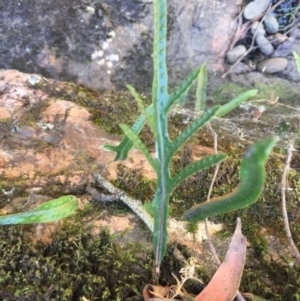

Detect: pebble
[256, 58, 288, 73]
[255, 35, 274, 56]
[243, 0, 270, 20]
[226, 45, 247, 64]
[264, 13, 279, 34]
[251, 22, 266, 36]
[267, 33, 288, 47]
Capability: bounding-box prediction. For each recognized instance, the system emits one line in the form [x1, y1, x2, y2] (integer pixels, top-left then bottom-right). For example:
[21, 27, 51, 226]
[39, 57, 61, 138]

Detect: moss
[211, 83, 250, 104]
[17, 99, 50, 127]
[254, 81, 300, 105]
[0, 221, 152, 301]
[110, 164, 155, 203]
[3, 77, 300, 300]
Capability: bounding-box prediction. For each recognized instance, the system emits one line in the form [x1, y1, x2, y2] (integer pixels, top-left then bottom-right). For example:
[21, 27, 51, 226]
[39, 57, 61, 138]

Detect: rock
[264, 13, 279, 34]
[243, 0, 269, 20]
[256, 58, 288, 73]
[0, 0, 242, 92]
[226, 45, 247, 64]
[251, 22, 266, 36]
[228, 62, 253, 74]
[0, 69, 156, 182]
[268, 33, 288, 47]
[280, 58, 300, 82]
[272, 40, 293, 57]
[256, 35, 274, 56]
[272, 28, 298, 58]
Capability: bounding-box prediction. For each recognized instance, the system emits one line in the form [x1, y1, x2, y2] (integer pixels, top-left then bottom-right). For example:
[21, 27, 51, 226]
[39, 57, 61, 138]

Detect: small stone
[264, 13, 279, 34]
[272, 39, 293, 57]
[226, 45, 247, 64]
[256, 35, 274, 56]
[267, 33, 288, 46]
[251, 22, 266, 36]
[243, 0, 270, 20]
[256, 58, 288, 73]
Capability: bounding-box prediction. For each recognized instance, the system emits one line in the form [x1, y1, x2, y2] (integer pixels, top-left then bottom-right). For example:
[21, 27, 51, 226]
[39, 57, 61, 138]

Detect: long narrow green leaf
[195, 64, 207, 112]
[170, 154, 227, 192]
[152, 0, 168, 109]
[215, 90, 258, 117]
[127, 85, 156, 133]
[0, 195, 78, 225]
[169, 106, 220, 159]
[152, 0, 169, 276]
[293, 51, 300, 74]
[152, 191, 170, 277]
[120, 123, 159, 173]
[104, 104, 153, 161]
[168, 69, 200, 109]
[182, 137, 278, 222]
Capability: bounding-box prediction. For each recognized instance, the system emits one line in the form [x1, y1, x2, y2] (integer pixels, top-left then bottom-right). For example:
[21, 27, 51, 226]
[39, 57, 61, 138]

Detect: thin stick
[205, 123, 222, 266]
[281, 144, 300, 264]
[205, 123, 246, 301]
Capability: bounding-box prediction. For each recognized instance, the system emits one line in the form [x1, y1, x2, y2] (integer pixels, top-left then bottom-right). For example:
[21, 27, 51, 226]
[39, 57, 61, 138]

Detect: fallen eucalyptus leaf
[194, 218, 246, 301]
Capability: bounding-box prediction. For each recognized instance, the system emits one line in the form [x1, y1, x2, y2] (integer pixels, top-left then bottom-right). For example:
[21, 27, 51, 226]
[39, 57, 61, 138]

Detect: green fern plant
[105, 0, 277, 275]
[0, 195, 78, 225]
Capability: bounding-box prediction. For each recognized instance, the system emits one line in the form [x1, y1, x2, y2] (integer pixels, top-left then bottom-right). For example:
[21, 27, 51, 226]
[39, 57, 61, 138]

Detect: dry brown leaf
[143, 284, 172, 300]
[195, 218, 246, 301]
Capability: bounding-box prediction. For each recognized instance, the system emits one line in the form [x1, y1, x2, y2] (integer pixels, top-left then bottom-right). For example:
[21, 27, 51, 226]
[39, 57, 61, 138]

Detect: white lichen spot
[106, 54, 119, 62]
[97, 59, 105, 65]
[106, 61, 113, 68]
[91, 50, 104, 60]
[2, 188, 15, 196]
[102, 41, 109, 50]
[27, 74, 42, 86]
[36, 123, 55, 130]
[107, 70, 111, 74]
[85, 6, 95, 14]
[108, 31, 115, 38]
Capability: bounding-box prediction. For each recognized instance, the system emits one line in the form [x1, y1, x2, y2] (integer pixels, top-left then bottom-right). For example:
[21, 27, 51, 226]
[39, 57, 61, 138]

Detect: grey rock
[243, 0, 269, 20]
[229, 62, 253, 74]
[267, 33, 288, 47]
[264, 13, 279, 34]
[226, 45, 247, 64]
[256, 58, 288, 73]
[256, 35, 274, 56]
[0, 0, 241, 92]
[272, 28, 299, 58]
[281, 58, 300, 82]
[251, 22, 266, 36]
[272, 40, 293, 57]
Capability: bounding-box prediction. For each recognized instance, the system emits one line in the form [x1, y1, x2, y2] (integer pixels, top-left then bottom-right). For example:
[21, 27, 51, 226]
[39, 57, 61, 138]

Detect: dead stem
[281, 144, 300, 265]
[93, 172, 154, 232]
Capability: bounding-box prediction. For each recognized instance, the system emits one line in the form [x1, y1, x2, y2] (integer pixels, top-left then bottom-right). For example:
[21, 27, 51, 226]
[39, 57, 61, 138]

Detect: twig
[93, 172, 154, 232]
[205, 123, 246, 301]
[281, 144, 300, 265]
[86, 184, 121, 202]
[205, 123, 222, 266]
